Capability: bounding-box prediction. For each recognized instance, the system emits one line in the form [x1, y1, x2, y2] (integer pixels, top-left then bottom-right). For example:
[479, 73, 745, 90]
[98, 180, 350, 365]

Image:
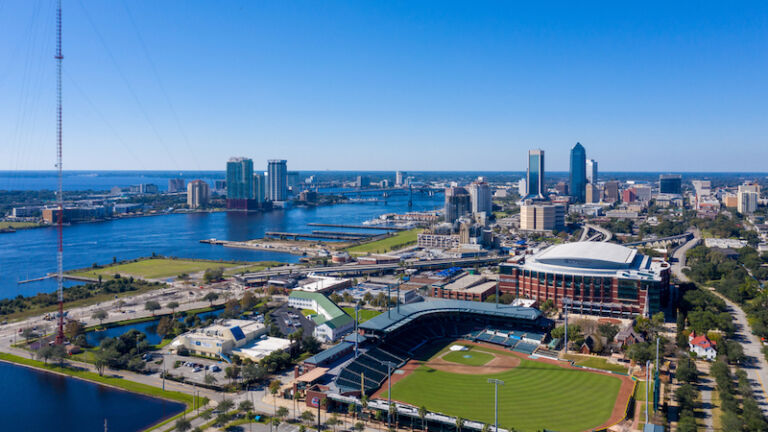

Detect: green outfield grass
[563, 354, 629, 374]
[390, 346, 623, 432]
[68, 258, 236, 280]
[343, 307, 382, 323]
[442, 349, 494, 366]
[344, 228, 422, 255]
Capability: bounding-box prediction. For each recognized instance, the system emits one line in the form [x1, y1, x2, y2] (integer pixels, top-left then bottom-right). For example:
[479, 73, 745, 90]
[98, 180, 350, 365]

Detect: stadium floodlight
[487, 378, 505, 432]
[383, 361, 399, 430]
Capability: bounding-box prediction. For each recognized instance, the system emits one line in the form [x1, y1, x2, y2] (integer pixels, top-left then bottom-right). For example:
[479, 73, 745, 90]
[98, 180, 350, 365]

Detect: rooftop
[536, 242, 637, 269]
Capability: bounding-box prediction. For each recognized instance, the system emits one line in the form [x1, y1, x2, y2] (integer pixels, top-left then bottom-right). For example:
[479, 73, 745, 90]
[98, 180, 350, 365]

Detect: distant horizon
[3, 169, 768, 175]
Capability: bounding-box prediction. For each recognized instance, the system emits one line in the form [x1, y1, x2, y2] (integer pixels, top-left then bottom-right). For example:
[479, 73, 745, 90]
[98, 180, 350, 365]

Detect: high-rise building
[286, 171, 300, 192]
[569, 142, 586, 203]
[444, 186, 471, 223]
[187, 180, 210, 209]
[737, 183, 760, 214]
[214, 179, 227, 193]
[395, 171, 406, 187]
[226, 157, 254, 200]
[622, 189, 636, 203]
[517, 178, 527, 197]
[267, 159, 288, 202]
[633, 185, 652, 202]
[555, 182, 569, 196]
[603, 181, 620, 203]
[253, 173, 266, 203]
[168, 178, 186, 193]
[586, 159, 598, 185]
[659, 174, 682, 195]
[585, 183, 600, 203]
[355, 176, 370, 188]
[469, 178, 492, 216]
[519, 203, 565, 231]
[691, 180, 712, 198]
[526, 149, 545, 199]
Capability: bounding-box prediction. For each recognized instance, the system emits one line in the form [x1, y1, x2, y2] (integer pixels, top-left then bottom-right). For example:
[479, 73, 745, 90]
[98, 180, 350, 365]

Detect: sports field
[442, 349, 494, 366]
[388, 342, 628, 432]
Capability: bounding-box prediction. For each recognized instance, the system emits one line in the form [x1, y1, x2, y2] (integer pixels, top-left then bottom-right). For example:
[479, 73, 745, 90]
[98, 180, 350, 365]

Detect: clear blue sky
[1, 1, 767, 172]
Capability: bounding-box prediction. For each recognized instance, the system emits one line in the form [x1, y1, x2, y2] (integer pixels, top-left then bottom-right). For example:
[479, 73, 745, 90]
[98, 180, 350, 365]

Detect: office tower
[519, 203, 565, 231]
[187, 180, 209, 209]
[585, 183, 600, 203]
[555, 182, 569, 196]
[633, 185, 652, 202]
[226, 157, 254, 200]
[569, 142, 587, 202]
[526, 149, 545, 198]
[253, 173, 266, 203]
[267, 159, 288, 202]
[444, 186, 471, 223]
[659, 174, 682, 195]
[603, 181, 620, 203]
[396, 171, 406, 187]
[168, 178, 186, 193]
[286, 171, 300, 192]
[586, 159, 598, 184]
[622, 189, 636, 203]
[518, 178, 527, 197]
[691, 180, 712, 197]
[355, 175, 370, 188]
[214, 179, 226, 193]
[469, 178, 492, 216]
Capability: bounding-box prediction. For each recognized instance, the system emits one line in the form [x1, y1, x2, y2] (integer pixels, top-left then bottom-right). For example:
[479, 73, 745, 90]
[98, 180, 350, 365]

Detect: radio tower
[54, 0, 65, 345]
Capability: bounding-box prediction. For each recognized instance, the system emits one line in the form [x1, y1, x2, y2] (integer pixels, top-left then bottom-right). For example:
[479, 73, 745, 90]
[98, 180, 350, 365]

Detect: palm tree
[361, 396, 369, 426]
[418, 406, 428, 431]
[347, 402, 356, 428]
[455, 417, 464, 432]
[277, 406, 289, 425]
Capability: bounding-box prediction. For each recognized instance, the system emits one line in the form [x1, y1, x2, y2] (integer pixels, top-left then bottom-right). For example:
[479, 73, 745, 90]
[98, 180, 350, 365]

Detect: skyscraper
[444, 186, 471, 223]
[659, 174, 682, 195]
[187, 180, 209, 209]
[526, 149, 545, 199]
[395, 171, 406, 187]
[569, 143, 586, 203]
[168, 178, 186, 193]
[268, 159, 288, 202]
[226, 157, 254, 200]
[253, 173, 266, 203]
[586, 159, 598, 184]
[469, 178, 492, 216]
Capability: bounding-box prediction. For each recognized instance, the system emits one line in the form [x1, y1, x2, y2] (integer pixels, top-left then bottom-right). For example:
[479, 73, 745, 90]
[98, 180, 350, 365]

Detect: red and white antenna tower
[55, 0, 65, 345]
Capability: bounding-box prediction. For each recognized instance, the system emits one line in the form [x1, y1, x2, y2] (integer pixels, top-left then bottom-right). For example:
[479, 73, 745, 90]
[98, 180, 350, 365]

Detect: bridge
[624, 232, 694, 249]
[235, 256, 506, 283]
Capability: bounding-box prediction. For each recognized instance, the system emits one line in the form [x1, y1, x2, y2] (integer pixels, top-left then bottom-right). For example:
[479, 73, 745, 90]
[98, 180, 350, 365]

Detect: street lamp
[487, 379, 504, 432]
[383, 361, 398, 430]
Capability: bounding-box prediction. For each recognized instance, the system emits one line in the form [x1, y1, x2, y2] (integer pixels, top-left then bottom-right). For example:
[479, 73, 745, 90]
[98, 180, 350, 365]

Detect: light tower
[54, 0, 65, 345]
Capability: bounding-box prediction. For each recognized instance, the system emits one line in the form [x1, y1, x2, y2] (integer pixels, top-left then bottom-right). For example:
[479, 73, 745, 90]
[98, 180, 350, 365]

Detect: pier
[307, 223, 406, 231]
[265, 231, 378, 241]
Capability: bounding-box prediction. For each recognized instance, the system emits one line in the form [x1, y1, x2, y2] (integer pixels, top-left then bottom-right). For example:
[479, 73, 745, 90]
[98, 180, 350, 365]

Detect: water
[0, 191, 442, 299]
[0, 361, 185, 431]
[85, 308, 225, 347]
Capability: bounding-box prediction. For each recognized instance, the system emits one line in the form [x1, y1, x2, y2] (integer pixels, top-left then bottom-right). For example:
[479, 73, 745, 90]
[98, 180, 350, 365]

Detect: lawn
[344, 228, 422, 255]
[442, 349, 494, 366]
[634, 380, 655, 402]
[223, 261, 282, 276]
[343, 307, 382, 323]
[391, 346, 622, 432]
[69, 258, 236, 280]
[0, 221, 42, 230]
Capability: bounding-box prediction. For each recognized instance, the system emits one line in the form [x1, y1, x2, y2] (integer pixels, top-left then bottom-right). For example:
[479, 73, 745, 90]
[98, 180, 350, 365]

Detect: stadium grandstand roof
[359, 298, 543, 334]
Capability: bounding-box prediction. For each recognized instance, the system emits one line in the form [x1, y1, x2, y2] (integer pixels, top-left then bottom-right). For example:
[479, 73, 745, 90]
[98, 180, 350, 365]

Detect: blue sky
[1, 1, 767, 172]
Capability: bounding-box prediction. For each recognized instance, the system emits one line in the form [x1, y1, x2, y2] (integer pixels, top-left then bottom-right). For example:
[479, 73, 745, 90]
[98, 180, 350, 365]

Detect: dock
[307, 223, 406, 231]
[265, 231, 374, 241]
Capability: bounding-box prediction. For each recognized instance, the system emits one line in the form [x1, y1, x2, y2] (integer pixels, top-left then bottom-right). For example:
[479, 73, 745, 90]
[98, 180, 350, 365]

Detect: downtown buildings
[569, 143, 587, 203]
[187, 180, 210, 209]
[225, 157, 289, 210]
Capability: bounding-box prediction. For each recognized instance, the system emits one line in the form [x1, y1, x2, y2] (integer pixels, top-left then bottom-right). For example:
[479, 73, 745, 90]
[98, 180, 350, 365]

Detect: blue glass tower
[526, 149, 545, 199]
[569, 143, 586, 202]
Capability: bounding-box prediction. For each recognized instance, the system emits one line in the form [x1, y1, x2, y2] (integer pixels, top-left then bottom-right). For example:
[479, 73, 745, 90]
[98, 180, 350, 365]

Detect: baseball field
[385, 342, 632, 432]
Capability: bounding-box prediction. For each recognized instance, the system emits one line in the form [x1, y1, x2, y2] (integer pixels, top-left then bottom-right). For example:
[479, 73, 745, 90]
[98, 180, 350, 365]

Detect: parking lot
[149, 352, 229, 385]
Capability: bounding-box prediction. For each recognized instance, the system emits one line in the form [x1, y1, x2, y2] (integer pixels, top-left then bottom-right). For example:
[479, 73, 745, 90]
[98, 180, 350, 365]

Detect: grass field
[223, 261, 282, 276]
[0, 221, 42, 230]
[68, 258, 236, 280]
[343, 307, 382, 323]
[344, 228, 422, 255]
[442, 349, 494, 366]
[390, 345, 622, 432]
[634, 380, 655, 401]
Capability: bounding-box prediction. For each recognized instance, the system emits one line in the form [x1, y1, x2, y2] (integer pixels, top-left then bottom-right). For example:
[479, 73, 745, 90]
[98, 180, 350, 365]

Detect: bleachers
[513, 341, 538, 355]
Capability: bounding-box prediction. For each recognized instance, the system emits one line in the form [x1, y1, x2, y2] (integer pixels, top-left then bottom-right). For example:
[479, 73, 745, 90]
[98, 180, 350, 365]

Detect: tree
[203, 268, 224, 283]
[676, 356, 698, 384]
[64, 320, 84, 342]
[92, 310, 108, 326]
[270, 379, 282, 415]
[241, 291, 258, 310]
[626, 342, 653, 364]
[301, 410, 315, 425]
[175, 417, 192, 432]
[418, 406, 427, 430]
[36, 345, 55, 364]
[204, 373, 217, 386]
[242, 363, 266, 384]
[145, 301, 161, 316]
[348, 402, 356, 426]
[225, 365, 240, 385]
[328, 414, 341, 432]
[217, 398, 234, 413]
[277, 406, 289, 424]
[116, 299, 125, 312]
[455, 417, 464, 432]
[203, 292, 219, 306]
[239, 400, 254, 414]
[167, 301, 179, 315]
[156, 316, 173, 339]
[355, 422, 365, 432]
[272, 417, 282, 432]
[597, 323, 619, 342]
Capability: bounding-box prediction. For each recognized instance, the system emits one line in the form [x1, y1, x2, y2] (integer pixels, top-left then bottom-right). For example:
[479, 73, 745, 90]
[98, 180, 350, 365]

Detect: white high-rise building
[395, 171, 406, 187]
[267, 160, 288, 202]
[253, 173, 266, 203]
[187, 180, 209, 209]
[469, 178, 492, 216]
[737, 183, 760, 214]
[586, 159, 598, 184]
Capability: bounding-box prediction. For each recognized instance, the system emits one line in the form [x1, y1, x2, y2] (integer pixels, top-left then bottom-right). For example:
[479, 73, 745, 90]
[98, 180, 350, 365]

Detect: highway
[579, 223, 612, 242]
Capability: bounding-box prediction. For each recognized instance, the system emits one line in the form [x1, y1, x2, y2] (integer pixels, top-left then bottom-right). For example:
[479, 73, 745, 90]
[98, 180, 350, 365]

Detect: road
[579, 224, 612, 242]
[670, 228, 700, 283]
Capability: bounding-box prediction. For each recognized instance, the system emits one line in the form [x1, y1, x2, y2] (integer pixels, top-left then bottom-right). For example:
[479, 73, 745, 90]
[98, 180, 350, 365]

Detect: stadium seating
[513, 341, 538, 355]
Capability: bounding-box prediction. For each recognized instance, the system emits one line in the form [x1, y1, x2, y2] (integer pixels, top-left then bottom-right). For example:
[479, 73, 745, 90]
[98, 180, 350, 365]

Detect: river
[0, 191, 442, 299]
[0, 361, 185, 431]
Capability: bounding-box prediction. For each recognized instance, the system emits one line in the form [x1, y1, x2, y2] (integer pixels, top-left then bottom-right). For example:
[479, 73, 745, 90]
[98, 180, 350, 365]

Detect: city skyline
[1, 1, 768, 171]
